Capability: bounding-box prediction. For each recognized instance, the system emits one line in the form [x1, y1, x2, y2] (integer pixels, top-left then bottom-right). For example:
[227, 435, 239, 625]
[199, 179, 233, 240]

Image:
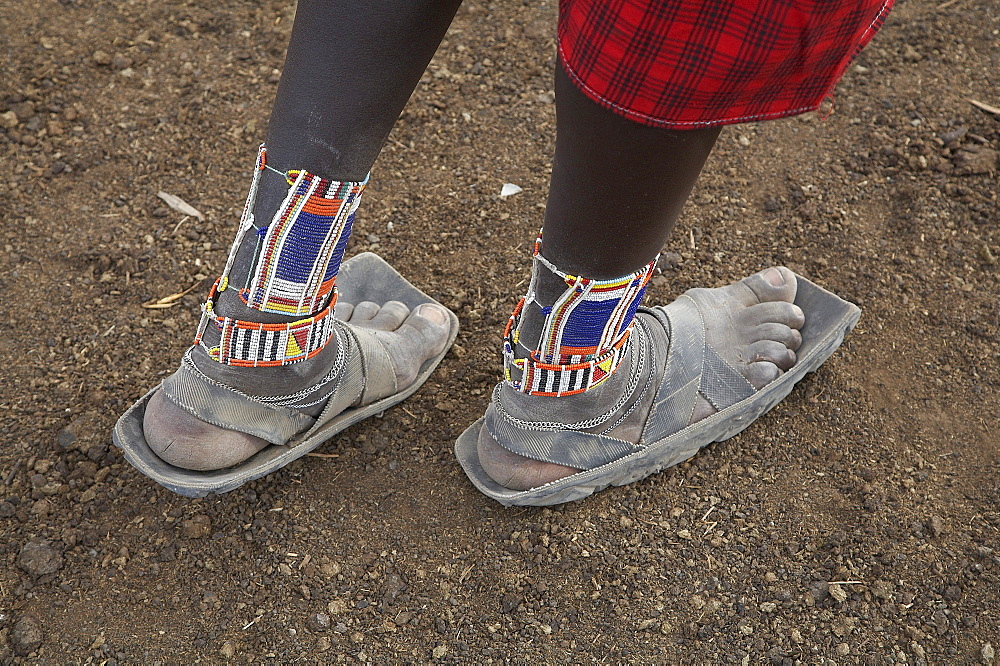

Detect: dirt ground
[1, 0, 998, 662]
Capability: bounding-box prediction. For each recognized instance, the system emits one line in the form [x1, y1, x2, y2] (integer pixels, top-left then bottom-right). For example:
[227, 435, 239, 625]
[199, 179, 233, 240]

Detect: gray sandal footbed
[454, 274, 860, 506]
[113, 252, 459, 498]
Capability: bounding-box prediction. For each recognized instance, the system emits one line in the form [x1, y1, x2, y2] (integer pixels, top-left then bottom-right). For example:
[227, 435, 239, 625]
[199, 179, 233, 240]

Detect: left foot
[477, 267, 804, 490]
[143, 300, 451, 471]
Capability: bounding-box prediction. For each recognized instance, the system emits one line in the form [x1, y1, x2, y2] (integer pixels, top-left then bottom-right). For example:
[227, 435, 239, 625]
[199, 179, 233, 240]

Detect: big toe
[742, 266, 797, 304]
[143, 390, 269, 471]
[369, 302, 452, 389]
[397, 303, 452, 355]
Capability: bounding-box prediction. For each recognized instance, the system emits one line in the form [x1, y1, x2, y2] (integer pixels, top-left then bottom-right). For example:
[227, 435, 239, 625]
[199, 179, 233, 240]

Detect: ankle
[503, 232, 657, 398]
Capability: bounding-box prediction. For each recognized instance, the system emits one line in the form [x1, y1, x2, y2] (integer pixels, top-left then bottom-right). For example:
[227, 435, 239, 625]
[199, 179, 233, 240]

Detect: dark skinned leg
[477, 63, 805, 491]
[541, 62, 721, 278]
[144, 0, 462, 471]
[514, 62, 721, 361]
[218, 0, 465, 322]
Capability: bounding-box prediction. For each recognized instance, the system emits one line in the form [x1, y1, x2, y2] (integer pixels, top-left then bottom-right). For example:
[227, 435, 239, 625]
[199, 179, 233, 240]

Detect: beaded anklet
[195, 145, 367, 367]
[504, 234, 657, 397]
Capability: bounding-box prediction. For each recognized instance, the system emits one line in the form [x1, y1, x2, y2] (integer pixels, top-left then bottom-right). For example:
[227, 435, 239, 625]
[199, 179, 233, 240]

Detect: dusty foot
[478, 267, 804, 490]
[143, 300, 451, 471]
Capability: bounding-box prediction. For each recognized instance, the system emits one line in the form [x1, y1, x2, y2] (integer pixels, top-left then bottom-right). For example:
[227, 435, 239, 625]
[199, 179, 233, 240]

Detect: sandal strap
[352, 326, 398, 405]
[639, 294, 757, 445]
[160, 320, 399, 448]
[638, 301, 704, 446]
[161, 357, 314, 446]
[484, 408, 642, 470]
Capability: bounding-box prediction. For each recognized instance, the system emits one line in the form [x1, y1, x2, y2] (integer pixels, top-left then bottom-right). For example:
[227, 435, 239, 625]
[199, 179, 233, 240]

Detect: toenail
[763, 268, 785, 286]
[417, 303, 449, 325]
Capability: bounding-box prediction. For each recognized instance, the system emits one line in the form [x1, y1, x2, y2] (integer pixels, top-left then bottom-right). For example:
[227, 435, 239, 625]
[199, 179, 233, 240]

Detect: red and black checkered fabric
[558, 0, 895, 128]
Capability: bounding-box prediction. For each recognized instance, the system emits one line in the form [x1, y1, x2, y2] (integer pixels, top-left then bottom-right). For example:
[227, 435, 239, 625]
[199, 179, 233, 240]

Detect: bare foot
[477, 267, 804, 490]
[143, 301, 451, 471]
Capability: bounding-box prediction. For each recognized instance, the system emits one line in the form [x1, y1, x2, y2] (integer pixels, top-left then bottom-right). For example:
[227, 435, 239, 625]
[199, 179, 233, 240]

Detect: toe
[751, 322, 803, 351]
[747, 340, 797, 371]
[742, 266, 797, 304]
[366, 300, 411, 331]
[744, 301, 806, 330]
[746, 361, 782, 390]
[334, 301, 355, 321]
[396, 303, 451, 357]
[348, 301, 380, 323]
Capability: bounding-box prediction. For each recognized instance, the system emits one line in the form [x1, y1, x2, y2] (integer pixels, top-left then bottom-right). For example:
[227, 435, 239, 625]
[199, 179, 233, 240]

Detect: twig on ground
[969, 99, 1000, 116]
[141, 281, 202, 309]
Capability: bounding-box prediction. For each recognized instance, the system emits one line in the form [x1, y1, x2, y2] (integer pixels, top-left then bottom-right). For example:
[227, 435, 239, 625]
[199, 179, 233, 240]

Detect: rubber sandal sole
[455, 275, 860, 506]
[113, 252, 459, 498]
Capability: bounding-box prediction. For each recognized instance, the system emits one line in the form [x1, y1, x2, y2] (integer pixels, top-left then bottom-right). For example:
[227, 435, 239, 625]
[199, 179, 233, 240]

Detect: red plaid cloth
[558, 0, 895, 128]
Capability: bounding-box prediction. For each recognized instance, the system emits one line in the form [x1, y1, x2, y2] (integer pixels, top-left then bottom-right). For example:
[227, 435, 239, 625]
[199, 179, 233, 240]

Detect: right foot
[143, 300, 451, 471]
[477, 267, 804, 490]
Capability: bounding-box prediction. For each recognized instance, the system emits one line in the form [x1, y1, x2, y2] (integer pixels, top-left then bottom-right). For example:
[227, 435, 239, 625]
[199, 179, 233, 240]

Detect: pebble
[926, 515, 945, 537]
[500, 593, 521, 614]
[219, 640, 235, 659]
[56, 428, 77, 450]
[10, 615, 43, 656]
[181, 515, 212, 539]
[952, 147, 999, 176]
[499, 183, 522, 198]
[19, 539, 64, 578]
[307, 613, 331, 632]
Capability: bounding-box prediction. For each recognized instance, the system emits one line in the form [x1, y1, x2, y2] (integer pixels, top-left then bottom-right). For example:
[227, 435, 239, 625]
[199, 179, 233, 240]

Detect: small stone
[926, 515, 945, 537]
[11, 101, 35, 121]
[500, 593, 521, 614]
[181, 514, 211, 539]
[307, 613, 331, 632]
[92, 50, 112, 66]
[902, 44, 922, 62]
[432, 644, 448, 659]
[952, 147, 999, 176]
[315, 636, 331, 652]
[982, 643, 995, 664]
[56, 428, 77, 450]
[759, 602, 777, 613]
[660, 251, 682, 270]
[828, 583, 848, 603]
[499, 183, 522, 198]
[220, 640, 235, 659]
[111, 54, 132, 71]
[0, 110, 18, 129]
[319, 561, 341, 577]
[19, 539, 63, 578]
[10, 615, 43, 656]
[836, 643, 850, 656]
[328, 599, 348, 615]
[806, 581, 829, 604]
[943, 585, 962, 602]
